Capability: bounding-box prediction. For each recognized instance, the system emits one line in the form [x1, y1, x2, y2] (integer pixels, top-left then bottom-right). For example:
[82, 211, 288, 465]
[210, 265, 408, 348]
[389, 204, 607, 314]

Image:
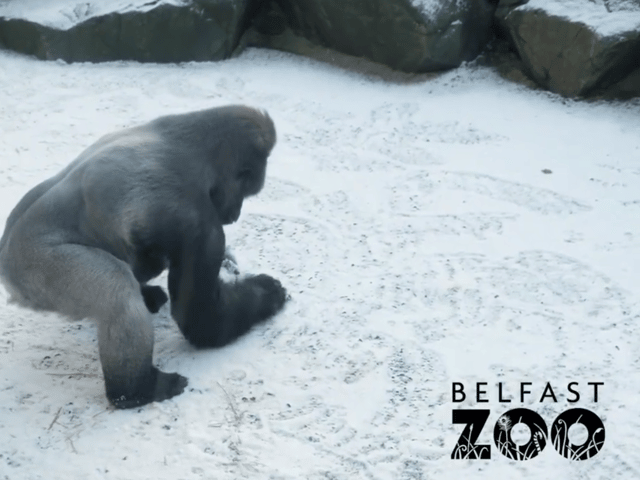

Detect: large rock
[496, 0, 640, 97]
[597, 65, 640, 98]
[267, 0, 497, 72]
[0, 0, 252, 62]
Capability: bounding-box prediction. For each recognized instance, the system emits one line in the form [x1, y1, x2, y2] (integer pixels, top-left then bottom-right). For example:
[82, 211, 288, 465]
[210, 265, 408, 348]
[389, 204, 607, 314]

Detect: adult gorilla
[0, 105, 287, 409]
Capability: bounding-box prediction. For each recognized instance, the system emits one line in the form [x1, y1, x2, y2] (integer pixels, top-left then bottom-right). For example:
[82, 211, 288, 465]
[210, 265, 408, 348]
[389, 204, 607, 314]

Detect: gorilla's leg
[17, 244, 186, 408]
[168, 227, 286, 348]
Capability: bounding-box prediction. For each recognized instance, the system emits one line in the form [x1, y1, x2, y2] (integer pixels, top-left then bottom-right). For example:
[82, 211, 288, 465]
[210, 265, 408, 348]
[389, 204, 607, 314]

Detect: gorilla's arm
[167, 225, 286, 348]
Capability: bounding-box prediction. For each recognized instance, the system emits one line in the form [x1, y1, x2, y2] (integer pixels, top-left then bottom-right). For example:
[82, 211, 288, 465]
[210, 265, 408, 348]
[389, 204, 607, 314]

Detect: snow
[519, 0, 640, 37]
[410, 0, 463, 20]
[1, 46, 640, 479]
[0, 0, 188, 30]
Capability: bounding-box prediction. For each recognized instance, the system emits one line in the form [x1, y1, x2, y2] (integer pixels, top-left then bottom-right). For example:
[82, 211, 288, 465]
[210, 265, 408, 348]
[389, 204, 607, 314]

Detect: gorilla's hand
[221, 248, 240, 276]
[246, 274, 288, 319]
[141, 285, 169, 313]
[152, 369, 188, 403]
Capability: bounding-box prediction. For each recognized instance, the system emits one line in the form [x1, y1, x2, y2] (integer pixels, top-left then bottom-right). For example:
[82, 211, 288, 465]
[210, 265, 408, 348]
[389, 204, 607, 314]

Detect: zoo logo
[451, 408, 605, 461]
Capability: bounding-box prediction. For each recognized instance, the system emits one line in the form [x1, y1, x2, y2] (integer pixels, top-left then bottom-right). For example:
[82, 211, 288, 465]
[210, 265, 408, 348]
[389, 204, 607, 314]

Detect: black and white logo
[451, 382, 605, 461]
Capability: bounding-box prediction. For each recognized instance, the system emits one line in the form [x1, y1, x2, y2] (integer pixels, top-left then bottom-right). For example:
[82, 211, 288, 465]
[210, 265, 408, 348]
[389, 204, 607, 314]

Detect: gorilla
[0, 105, 288, 409]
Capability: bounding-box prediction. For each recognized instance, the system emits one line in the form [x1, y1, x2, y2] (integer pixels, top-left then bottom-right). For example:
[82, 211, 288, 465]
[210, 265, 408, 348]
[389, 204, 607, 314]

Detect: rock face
[497, 0, 640, 97]
[0, 0, 253, 62]
[0, 0, 496, 71]
[272, 0, 497, 72]
[0, 0, 639, 99]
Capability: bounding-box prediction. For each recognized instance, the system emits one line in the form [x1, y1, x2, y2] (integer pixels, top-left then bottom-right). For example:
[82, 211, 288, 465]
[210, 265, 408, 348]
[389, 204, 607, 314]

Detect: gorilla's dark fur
[0, 105, 287, 409]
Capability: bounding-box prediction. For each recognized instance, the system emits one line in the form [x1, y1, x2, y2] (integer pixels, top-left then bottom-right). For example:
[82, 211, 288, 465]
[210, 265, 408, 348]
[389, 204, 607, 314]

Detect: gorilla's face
[221, 194, 243, 225]
[209, 181, 242, 225]
[210, 150, 266, 225]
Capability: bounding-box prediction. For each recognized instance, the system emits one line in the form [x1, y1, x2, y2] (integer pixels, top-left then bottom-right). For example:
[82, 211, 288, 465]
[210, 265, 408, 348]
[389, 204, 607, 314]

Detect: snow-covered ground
[0, 46, 639, 479]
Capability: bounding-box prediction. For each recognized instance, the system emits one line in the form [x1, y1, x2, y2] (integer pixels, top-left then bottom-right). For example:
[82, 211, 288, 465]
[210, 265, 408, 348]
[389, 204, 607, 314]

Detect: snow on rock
[520, 0, 640, 36]
[0, 0, 188, 30]
[497, 0, 640, 97]
[0, 0, 247, 62]
[409, 0, 463, 20]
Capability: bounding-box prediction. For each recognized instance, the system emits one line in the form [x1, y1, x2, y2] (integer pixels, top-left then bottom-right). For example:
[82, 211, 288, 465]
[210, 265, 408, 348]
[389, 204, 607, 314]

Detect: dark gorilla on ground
[0, 105, 288, 409]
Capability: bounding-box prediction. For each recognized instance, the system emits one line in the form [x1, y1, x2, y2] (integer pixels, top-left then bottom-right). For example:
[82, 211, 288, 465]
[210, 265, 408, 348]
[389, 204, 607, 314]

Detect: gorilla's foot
[108, 367, 188, 409]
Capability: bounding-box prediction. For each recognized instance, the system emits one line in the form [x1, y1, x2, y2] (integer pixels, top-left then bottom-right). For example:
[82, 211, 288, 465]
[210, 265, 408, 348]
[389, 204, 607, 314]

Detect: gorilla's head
[208, 107, 276, 225]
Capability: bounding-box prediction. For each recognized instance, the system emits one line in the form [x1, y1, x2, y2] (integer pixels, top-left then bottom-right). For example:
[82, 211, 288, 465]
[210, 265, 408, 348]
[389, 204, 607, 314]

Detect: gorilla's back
[0, 124, 168, 301]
